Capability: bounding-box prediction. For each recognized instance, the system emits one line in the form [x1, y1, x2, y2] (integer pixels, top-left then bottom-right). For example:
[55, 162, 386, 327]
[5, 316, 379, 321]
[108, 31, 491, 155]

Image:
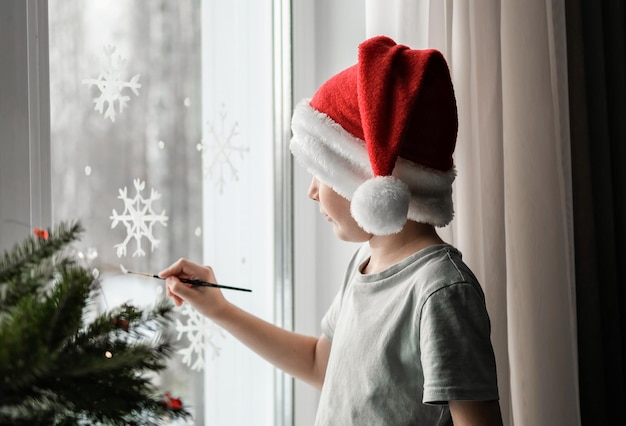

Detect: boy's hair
[290, 36, 458, 235]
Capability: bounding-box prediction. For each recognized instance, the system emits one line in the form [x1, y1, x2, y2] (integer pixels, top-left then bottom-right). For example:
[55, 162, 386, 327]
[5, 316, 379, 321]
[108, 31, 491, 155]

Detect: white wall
[0, 0, 51, 254]
[0, 1, 33, 252]
[292, 1, 365, 424]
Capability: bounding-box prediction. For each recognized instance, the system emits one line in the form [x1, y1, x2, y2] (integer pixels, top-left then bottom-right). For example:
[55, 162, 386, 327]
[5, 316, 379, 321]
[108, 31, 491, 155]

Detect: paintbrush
[120, 264, 252, 292]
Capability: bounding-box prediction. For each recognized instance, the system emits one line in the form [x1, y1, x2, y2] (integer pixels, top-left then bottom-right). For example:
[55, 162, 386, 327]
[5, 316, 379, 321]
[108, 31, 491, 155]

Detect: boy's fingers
[159, 258, 210, 281]
[159, 257, 188, 278]
[167, 294, 183, 306]
[165, 285, 179, 305]
[166, 284, 183, 304]
[166, 277, 197, 299]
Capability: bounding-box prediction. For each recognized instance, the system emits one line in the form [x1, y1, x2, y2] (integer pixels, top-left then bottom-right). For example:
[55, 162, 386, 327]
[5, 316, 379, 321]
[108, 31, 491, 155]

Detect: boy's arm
[160, 258, 331, 390]
[211, 301, 332, 390]
[449, 400, 503, 426]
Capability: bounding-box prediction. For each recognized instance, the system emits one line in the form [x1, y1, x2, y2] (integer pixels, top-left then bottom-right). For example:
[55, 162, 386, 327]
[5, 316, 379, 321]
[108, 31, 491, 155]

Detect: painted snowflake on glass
[82, 45, 141, 122]
[110, 179, 168, 258]
[197, 105, 249, 193]
[175, 304, 224, 371]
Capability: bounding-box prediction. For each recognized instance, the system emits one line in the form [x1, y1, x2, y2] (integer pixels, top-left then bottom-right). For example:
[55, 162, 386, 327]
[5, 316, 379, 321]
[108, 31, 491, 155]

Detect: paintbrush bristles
[128, 270, 157, 279]
[120, 265, 159, 279]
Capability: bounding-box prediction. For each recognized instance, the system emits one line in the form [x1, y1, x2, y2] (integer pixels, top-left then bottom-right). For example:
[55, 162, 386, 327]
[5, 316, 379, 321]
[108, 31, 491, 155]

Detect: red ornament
[163, 392, 183, 411]
[33, 228, 49, 240]
[111, 317, 130, 332]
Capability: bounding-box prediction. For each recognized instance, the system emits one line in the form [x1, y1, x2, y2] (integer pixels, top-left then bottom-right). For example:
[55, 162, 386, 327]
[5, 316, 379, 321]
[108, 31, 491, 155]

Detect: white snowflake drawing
[82, 45, 141, 122]
[175, 304, 224, 371]
[110, 178, 168, 258]
[198, 105, 249, 193]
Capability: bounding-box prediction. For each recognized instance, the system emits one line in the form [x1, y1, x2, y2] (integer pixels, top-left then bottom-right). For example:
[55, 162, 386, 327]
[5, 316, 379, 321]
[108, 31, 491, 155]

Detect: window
[4, 0, 293, 424]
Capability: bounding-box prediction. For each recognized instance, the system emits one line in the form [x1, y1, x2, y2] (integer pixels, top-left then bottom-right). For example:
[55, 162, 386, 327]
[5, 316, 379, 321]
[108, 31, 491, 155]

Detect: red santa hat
[290, 36, 458, 235]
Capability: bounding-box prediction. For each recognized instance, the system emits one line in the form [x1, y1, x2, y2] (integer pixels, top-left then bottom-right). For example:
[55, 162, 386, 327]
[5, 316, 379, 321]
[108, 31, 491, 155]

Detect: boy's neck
[363, 221, 444, 274]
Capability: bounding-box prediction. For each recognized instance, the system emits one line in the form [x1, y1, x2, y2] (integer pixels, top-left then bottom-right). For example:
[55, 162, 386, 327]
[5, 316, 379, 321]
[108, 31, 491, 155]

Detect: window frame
[0, 0, 294, 423]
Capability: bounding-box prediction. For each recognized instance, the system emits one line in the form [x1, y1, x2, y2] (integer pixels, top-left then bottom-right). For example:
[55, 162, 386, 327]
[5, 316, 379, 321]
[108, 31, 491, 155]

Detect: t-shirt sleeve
[420, 282, 499, 404]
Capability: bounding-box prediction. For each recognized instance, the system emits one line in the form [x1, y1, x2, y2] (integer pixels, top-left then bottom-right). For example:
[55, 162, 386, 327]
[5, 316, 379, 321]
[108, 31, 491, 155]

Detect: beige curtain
[365, 0, 580, 424]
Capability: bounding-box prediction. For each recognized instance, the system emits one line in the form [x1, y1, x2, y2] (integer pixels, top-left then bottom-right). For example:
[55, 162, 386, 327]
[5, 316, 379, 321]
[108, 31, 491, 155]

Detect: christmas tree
[0, 221, 189, 425]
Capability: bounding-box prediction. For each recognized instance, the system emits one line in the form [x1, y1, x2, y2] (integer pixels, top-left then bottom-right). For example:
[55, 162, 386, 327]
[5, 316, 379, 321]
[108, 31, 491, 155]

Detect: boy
[161, 36, 502, 425]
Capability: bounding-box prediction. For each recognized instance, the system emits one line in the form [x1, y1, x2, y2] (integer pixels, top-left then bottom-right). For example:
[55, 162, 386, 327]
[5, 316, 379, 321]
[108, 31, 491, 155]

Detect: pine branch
[0, 221, 82, 282]
[45, 264, 96, 349]
[0, 221, 190, 425]
[0, 221, 83, 312]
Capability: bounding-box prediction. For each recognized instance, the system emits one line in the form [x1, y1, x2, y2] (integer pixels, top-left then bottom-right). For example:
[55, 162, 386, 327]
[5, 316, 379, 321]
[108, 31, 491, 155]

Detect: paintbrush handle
[178, 277, 252, 293]
[125, 268, 252, 293]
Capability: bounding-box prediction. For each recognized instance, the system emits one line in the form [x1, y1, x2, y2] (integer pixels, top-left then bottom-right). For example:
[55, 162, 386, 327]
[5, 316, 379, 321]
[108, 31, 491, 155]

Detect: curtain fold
[365, 1, 580, 424]
[565, 0, 626, 423]
[501, 0, 579, 423]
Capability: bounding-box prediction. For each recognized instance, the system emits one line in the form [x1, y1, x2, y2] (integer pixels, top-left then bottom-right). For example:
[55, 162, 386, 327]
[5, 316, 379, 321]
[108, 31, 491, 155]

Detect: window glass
[49, 1, 279, 424]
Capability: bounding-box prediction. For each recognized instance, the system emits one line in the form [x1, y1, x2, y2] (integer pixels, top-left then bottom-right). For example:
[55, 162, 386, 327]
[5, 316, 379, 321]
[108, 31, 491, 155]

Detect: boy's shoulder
[410, 244, 485, 303]
[416, 243, 472, 279]
[351, 242, 474, 279]
[356, 243, 482, 302]
[346, 243, 484, 300]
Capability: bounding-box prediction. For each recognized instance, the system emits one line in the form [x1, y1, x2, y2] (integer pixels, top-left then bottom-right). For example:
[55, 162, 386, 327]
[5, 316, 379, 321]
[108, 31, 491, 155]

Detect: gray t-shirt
[315, 244, 499, 425]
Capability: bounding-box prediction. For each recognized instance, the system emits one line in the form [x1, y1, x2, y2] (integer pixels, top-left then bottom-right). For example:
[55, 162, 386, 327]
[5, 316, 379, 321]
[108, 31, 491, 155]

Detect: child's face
[308, 177, 372, 242]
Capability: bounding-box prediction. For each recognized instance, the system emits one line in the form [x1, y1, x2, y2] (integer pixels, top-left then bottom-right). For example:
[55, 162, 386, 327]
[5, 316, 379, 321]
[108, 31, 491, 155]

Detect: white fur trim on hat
[290, 99, 456, 231]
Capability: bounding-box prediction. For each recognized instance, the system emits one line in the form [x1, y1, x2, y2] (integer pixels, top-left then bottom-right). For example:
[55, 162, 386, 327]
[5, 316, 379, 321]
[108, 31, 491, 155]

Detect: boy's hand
[159, 258, 228, 319]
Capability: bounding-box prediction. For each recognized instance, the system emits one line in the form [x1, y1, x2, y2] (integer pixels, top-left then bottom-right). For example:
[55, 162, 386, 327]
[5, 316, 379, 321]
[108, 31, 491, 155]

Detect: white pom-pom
[350, 176, 410, 235]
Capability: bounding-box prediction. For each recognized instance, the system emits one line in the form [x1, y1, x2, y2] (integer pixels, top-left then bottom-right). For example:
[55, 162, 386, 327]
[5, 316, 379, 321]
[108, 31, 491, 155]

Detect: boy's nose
[308, 177, 320, 201]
